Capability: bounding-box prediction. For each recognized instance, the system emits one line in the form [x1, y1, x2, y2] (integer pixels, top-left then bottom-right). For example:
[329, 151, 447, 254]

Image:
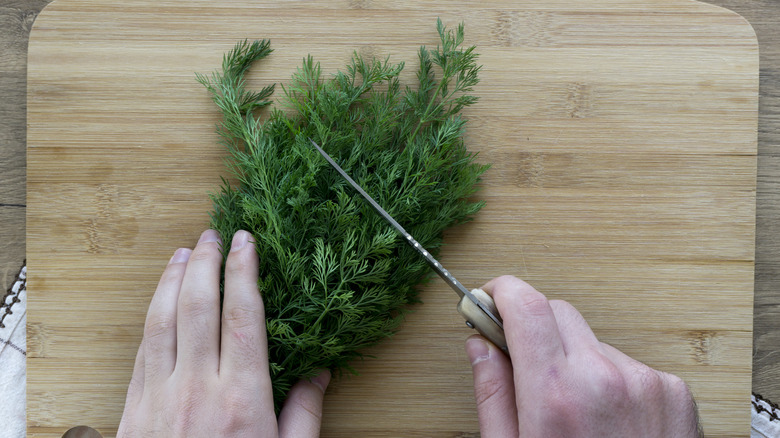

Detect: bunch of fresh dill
[197, 19, 489, 410]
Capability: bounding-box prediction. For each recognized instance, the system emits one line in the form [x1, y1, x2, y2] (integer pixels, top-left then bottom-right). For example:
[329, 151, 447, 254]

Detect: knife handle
[457, 288, 508, 353]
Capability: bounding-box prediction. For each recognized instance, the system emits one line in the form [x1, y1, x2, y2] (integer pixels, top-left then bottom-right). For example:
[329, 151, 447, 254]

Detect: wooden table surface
[2, 0, 778, 431]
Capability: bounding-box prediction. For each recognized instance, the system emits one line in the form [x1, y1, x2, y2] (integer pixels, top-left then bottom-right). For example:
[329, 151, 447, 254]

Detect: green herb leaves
[198, 19, 488, 410]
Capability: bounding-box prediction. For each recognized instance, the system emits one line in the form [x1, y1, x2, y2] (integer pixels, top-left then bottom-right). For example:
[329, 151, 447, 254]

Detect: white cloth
[0, 265, 26, 438]
[753, 392, 780, 438]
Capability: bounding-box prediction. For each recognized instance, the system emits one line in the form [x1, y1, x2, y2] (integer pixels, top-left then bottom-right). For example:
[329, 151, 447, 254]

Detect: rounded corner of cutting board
[691, 0, 759, 49]
[28, 0, 60, 32]
[28, 0, 90, 54]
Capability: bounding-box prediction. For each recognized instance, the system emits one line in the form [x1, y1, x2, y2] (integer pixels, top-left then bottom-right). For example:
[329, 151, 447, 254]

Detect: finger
[598, 342, 700, 436]
[598, 342, 666, 400]
[548, 299, 600, 356]
[482, 276, 566, 371]
[598, 342, 648, 374]
[143, 248, 191, 383]
[465, 335, 519, 438]
[220, 231, 268, 380]
[278, 370, 331, 438]
[176, 230, 223, 373]
[123, 340, 146, 408]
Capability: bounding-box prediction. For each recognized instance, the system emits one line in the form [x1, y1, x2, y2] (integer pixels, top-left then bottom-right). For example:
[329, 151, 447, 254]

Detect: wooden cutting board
[27, 0, 758, 436]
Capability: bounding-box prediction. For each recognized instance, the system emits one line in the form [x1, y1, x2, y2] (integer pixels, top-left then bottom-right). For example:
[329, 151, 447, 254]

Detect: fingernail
[169, 248, 192, 265]
[230, 230, 251, 252]
[466, 336, 491, 366]
[309, 369, 331, 393]
[198, 229, 222, 245]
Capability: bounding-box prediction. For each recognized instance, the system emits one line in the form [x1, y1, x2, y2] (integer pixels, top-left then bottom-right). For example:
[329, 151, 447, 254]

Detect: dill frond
[198, 19, 489, 410]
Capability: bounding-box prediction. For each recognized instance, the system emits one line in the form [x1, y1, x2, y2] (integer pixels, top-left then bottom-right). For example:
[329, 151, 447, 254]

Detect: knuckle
[190, 242, 222, 263]
[630, 362, 665, 398]
[285, 383, 324, 423]
[144, 314, 175, 340]
[491, 275, 525, 296]
[474, 374, 509, 409]
[159, 263, 186, 284]
[517, 290, 551, 316]
[220, 388, 251, 411]
[662, 371, 694, 401]
[225, 253, 251, 277]
[218, 390, 261, 432]
[549, 299, 576, 314]
[126, 373, 144, 396]
[488, 276, 550, 314]
[660, 373, 701, 434]
[223, 304, 262, 331]
[494, 274, 522, 286]
[180, 295, 215, 319]
[590, 356, 630, 402]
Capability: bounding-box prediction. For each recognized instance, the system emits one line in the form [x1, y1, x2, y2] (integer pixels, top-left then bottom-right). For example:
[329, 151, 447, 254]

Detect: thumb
[278, 370, 331, 438]
[465, 335, 519, 438]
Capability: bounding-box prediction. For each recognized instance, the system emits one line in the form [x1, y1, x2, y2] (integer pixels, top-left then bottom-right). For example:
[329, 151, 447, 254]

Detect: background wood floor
[2, 0, 778, 405]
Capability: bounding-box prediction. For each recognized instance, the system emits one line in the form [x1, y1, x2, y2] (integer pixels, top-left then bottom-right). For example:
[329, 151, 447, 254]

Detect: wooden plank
[26, 0, 758, 436]
[706, 0, 780, 403]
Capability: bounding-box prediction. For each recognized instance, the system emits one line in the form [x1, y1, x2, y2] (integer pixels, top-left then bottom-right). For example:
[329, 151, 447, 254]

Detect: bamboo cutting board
[27, 0, 758, 436]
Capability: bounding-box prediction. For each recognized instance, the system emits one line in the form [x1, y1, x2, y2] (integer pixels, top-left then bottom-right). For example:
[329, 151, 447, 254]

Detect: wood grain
[705, 0, 780, 404]
[22, 0, 760, 437]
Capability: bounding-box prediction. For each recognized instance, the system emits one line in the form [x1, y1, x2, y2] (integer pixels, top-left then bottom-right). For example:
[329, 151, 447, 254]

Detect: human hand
[118, 230, 330, 438]
[464, 275, 701, 438]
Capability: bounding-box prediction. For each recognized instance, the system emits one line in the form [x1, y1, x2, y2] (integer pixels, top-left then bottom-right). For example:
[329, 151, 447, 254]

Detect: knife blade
[309, 139, 507, 351]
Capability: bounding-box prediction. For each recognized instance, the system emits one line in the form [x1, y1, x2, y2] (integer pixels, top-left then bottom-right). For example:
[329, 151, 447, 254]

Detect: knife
[309, 139, 507, 352]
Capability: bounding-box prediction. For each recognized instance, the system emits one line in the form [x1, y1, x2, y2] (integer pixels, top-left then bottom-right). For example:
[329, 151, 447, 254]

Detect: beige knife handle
[457, 288, 508, 353]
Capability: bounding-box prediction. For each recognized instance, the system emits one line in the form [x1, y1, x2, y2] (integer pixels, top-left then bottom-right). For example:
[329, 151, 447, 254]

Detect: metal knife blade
[309, 139, 504, 331]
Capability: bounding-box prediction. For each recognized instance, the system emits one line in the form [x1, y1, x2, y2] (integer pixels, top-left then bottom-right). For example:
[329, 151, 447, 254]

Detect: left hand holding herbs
[117, 230, 330, 438]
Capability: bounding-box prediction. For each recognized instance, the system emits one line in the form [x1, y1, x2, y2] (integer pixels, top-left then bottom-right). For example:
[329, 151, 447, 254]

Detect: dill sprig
[197, 19, 489, 410]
